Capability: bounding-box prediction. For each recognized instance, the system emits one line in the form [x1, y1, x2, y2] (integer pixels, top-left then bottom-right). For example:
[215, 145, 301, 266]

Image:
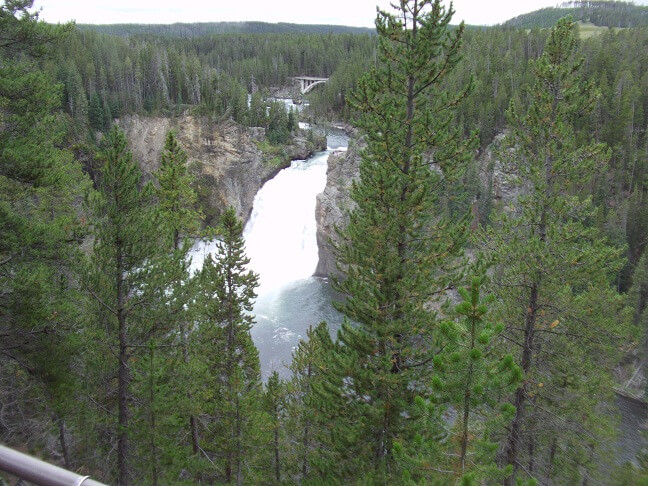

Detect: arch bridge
[295, 76, 329, 94]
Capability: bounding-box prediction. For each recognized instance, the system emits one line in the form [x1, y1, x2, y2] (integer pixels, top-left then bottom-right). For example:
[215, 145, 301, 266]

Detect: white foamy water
[243, 152, 330, 293]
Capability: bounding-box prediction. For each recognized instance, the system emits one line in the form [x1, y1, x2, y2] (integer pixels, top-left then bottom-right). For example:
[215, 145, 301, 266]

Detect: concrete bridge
[295, 76, 328, 94]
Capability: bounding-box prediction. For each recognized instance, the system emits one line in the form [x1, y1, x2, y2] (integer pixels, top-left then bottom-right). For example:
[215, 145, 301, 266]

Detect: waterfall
[190, 127, 348, 379]
[243, 152, 329, 294]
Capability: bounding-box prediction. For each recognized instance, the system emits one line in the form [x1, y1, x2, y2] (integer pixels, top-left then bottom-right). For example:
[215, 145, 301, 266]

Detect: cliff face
[117, 114, 324, 226]
[314, 140, 361, 278]
[478, 133, 524, 211]
[313, 133, 521, 279]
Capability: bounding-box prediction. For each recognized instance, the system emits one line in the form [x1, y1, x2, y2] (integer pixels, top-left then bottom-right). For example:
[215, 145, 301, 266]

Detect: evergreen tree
[88, 93, 105, 131]
[478, 17, 629, 484]
[85, 126, 184, 484]
[328, 0, 476, 480]
[264, 371, 286, 484]
[0, 0, 85, 461]
[195, 207, 262, 484]
[154, 129, 203, 458]
[286, 322, 335, 481]
[155, 130, 202, 249]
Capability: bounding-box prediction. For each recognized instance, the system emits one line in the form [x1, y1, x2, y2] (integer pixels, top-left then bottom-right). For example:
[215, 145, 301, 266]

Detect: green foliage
[394, 275, 520, 484]
[0, 0, 87, 458]
[505, 1, 648, 29]
[263, 371, 287, 483]
[78, 21, 375, 37]
[285, 322, 335, 482]
[193, 207, 264, 484]
[155, 130, 202, 247]
[84, 126, 188, 483]
[441, 276, 521, 480]
[327, 0, 477, 480]
[478, 17, 631, 484]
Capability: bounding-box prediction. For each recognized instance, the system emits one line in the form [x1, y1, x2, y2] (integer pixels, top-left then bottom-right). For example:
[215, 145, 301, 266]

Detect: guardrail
[0, 444, 107, 486]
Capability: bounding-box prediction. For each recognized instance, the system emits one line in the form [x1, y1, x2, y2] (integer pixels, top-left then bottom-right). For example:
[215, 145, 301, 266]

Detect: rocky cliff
[314, 132, 521, 279]
[314, 139, 361, 278]
[117, 114, 325, 226]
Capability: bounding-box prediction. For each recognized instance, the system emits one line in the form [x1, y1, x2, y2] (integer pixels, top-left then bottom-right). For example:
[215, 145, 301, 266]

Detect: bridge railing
[0, 444, 107, 486]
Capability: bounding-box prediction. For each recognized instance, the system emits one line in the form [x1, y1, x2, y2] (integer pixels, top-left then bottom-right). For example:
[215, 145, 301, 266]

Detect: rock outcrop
[117, 114, 325, 226]
[478, 132, 524, 211]
[314, 139, 361, 278]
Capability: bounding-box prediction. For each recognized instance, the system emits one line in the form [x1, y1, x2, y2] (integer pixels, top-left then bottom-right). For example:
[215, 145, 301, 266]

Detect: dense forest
[1, 0, 648, 484]
[505, 1, 648, 28]
[77, 22, 376, 38]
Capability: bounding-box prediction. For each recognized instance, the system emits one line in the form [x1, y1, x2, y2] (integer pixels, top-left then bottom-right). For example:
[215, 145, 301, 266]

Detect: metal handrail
[0, 444, 107, 486]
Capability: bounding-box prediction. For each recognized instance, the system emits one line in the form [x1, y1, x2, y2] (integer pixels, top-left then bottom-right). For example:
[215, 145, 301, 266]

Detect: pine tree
[85, 126, 184, 484]
[155, 130, 202, 250]
[434, 276, 520, 482]
[153, 129, 204, 459]
[0, 0, 85, 461]
[195, 207, 262, 484]
[478, 17, 630, 484]
[286, 322, 335, 481]
[328, 0, 476, 479]
[88, 93, 105, 131]
[264, 371, 286, 484]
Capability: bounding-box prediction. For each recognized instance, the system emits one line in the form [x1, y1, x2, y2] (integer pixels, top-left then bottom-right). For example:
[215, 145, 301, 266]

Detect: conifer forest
[2, 0, 648, 484]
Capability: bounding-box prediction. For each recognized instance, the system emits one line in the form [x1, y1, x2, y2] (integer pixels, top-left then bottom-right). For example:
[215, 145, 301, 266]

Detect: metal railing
[0, 444, 107, 486]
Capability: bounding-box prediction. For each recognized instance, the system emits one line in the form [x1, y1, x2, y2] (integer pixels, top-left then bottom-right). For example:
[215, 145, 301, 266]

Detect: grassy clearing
[577, 21, 625, 38]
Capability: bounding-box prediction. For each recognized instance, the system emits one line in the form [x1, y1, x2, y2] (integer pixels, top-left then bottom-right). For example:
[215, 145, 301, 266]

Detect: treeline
[78, 21, 376, 37]
[44, 27, 376, 124]
[505, 1, 648, 28]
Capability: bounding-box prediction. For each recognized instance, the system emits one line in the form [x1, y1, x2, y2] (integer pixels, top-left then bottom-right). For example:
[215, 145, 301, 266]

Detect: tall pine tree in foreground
[85, 126, 184, 484]
[0, 0, 85, 460]
[154, 130, 204, 458]
[195, 207, 263, 485]
[328, 0, 477, 481]
[478, 17, 630, 485]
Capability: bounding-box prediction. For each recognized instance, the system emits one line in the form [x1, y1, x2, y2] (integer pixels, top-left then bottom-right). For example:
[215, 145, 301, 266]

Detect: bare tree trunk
[58, 418, 70, 469]
[504, 282, 539, 486]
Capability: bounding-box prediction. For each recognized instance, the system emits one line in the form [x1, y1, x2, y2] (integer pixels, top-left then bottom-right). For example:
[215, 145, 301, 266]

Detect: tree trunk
[117, 248, 130, 486]
[301, 361, 312, 477]
[274, 411, 280, 483]
[503, 282, 539, 486]
[460, 316, 476, 473]
[236, 393, 242, 486]
[58, 418, 70, 470]
[149, 345, 158, 486]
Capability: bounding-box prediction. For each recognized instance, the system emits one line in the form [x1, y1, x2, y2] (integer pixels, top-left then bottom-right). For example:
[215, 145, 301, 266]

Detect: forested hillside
[505, 0, 648, 28]
[1, 0, 648, 484]
[77, 21, 376, 37]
